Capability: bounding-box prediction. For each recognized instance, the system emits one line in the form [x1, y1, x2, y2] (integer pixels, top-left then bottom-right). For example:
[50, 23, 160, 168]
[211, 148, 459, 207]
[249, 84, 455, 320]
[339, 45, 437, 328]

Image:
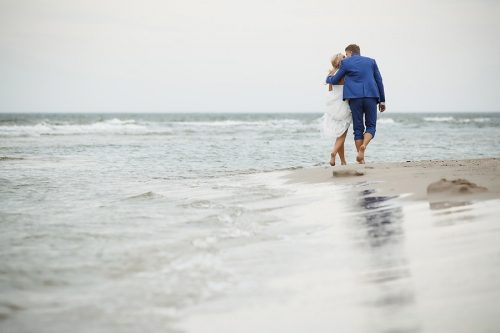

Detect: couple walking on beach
[320, 44, 385, 165]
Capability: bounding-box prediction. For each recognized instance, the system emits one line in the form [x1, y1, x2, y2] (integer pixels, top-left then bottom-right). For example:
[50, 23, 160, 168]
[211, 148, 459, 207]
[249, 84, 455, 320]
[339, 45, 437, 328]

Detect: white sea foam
[472, 118, 490, 122]
[171, 119, 303, 128]
[0, 118, 172, 136]
[423, 116, 455, 122]
[423, 116, 491, 123]
[0, 118, 312, 137]
[378, 118, 395, 124]
[171, 120, 257, 126]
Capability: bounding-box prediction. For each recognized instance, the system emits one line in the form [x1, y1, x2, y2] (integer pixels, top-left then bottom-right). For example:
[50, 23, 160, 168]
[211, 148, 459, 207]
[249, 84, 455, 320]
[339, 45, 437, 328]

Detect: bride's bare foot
[356, 145, 366, 164]
[330, 152, 336, 166]
[341, 160, 347, 165]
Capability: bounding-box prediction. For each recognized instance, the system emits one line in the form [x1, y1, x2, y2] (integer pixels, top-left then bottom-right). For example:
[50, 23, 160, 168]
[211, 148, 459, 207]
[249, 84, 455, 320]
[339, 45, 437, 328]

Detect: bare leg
[338, 144, 346, 165]
[338, 130, 348, 165]
[355, 133, 373, 164]
[330, 129, 348, 166]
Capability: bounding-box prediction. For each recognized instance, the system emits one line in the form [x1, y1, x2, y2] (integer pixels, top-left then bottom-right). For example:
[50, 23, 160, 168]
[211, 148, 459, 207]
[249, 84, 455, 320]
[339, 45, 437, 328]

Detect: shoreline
[285, 158, 500, 202]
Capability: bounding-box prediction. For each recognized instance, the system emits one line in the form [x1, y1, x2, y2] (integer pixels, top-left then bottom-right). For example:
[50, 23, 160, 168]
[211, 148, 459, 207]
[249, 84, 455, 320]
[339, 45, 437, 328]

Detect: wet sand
[177, 158, 500, 333]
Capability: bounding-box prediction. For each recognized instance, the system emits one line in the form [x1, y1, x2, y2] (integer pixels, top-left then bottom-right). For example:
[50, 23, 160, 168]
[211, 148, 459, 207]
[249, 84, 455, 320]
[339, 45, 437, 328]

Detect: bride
[319, 53, 352, 166]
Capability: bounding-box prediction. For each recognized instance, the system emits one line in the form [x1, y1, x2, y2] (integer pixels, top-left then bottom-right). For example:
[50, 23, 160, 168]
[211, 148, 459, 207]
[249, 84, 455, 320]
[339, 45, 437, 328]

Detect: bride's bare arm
[328, 69, 335, 90]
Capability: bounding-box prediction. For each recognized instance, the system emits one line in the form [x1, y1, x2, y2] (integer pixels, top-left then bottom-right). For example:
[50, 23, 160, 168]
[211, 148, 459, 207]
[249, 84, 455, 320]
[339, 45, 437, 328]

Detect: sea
[1, 112, 500, 333]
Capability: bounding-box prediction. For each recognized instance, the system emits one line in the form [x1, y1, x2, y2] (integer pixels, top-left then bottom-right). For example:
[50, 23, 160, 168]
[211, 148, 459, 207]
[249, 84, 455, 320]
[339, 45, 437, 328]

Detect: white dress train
[319, 85, 352, 139]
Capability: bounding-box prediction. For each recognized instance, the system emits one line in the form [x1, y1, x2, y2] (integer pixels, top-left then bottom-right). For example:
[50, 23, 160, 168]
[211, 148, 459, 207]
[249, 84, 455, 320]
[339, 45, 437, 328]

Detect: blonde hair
[330, 53, 344, 70]
[325, 53, 344, 86]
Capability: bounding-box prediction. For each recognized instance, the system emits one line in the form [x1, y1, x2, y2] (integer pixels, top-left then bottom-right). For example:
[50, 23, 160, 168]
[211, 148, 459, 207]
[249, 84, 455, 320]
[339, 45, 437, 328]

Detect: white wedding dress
[319, 84, 352, 138]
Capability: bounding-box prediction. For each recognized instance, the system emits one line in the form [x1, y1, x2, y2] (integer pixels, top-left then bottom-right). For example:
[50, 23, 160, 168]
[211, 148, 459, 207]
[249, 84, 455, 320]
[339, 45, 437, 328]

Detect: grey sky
[1, 0, 499, 113]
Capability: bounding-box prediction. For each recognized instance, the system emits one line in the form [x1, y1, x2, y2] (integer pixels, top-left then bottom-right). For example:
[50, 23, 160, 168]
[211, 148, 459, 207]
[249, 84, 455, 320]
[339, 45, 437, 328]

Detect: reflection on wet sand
[346, 189, 420, 333]
[429, 201, 472, 210]
[174, 179, 500, 333]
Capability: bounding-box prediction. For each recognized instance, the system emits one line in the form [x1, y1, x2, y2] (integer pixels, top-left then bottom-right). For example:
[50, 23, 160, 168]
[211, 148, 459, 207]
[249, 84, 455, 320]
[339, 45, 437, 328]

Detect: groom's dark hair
[345, 44, 360, 54]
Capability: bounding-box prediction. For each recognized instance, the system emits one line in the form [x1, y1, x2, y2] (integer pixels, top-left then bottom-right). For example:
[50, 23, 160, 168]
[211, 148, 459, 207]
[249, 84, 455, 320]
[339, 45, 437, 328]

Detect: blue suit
[326, 53, 385, 140]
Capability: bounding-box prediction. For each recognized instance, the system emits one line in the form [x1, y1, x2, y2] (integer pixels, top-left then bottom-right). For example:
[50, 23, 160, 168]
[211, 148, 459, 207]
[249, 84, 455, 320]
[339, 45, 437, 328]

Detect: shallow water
[1, 112, 500, 332]
[178, 184, 500, 333]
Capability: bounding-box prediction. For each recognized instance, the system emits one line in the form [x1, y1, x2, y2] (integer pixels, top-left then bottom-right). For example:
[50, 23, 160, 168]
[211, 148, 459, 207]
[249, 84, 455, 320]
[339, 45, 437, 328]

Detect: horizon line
[1, 110, 499, 114]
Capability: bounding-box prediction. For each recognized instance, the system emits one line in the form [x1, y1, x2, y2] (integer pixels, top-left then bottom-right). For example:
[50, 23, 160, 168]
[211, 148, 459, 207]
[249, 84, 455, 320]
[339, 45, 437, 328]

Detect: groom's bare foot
[356, 145, 366, 164]
[330, 152, 336, 166]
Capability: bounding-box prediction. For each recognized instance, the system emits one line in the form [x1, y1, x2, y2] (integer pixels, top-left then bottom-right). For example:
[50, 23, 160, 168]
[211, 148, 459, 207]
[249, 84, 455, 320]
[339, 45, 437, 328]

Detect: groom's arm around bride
[326, 44, 385, 164]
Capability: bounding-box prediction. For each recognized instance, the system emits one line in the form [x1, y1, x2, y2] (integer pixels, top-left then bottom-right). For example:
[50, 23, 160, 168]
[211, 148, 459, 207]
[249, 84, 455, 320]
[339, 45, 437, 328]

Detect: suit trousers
[349, 98, 378, 140]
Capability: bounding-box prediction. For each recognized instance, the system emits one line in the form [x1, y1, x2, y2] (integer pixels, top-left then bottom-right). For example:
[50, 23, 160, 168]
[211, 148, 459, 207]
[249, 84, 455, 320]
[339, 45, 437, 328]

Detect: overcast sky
[1, 0, 499, 113]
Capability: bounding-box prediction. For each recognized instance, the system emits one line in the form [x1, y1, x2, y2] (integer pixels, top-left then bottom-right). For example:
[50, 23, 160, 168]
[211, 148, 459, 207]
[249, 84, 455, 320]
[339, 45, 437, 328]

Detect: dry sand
[286, 158, 500, 203]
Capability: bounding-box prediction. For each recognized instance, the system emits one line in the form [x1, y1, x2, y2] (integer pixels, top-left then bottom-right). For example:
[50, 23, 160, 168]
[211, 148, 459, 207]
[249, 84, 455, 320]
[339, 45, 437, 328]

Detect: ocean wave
[0, 118, 173, 137]
[0, 156, 24, 161]
[423, 116, 491, 123]
[378, 118, 395, 124]
[0, 118, 314, 136]
[423, 117, 455, 122]
[170, 119, 303, 128]
[457, 117, 491, 123]
[126, 191, 167, 201]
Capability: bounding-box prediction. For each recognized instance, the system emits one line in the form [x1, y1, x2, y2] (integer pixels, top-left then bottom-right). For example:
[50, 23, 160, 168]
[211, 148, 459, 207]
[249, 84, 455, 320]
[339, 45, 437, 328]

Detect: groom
[326, 44, 385, 164]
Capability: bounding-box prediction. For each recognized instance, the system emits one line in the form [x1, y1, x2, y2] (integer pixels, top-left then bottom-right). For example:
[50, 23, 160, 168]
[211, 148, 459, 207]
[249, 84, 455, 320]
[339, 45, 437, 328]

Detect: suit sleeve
[326, 62, 346, 85]
[373, 61, 385, 103]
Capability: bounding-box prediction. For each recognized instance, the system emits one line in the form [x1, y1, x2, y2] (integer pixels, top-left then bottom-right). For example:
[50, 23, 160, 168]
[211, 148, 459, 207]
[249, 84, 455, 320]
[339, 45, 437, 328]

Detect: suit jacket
[326, 54, 385, 103]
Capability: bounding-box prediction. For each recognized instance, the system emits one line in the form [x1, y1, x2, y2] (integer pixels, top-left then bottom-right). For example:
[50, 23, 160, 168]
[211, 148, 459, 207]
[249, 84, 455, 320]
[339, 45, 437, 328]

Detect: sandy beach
[286, 158, 500, 202]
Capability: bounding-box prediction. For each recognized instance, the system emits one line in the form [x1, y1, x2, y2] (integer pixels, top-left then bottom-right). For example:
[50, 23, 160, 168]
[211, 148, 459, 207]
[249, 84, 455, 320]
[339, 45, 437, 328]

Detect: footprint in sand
[427, 178, 487, 195]
[332, 169, 365, 177]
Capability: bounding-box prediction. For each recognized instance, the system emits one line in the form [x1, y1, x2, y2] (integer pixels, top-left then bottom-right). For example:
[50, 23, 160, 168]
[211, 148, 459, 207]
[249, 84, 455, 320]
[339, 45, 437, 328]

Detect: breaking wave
[0, 118, 172, 137]
[423, 116, 491, 123]
[0, 118, 312, 137]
